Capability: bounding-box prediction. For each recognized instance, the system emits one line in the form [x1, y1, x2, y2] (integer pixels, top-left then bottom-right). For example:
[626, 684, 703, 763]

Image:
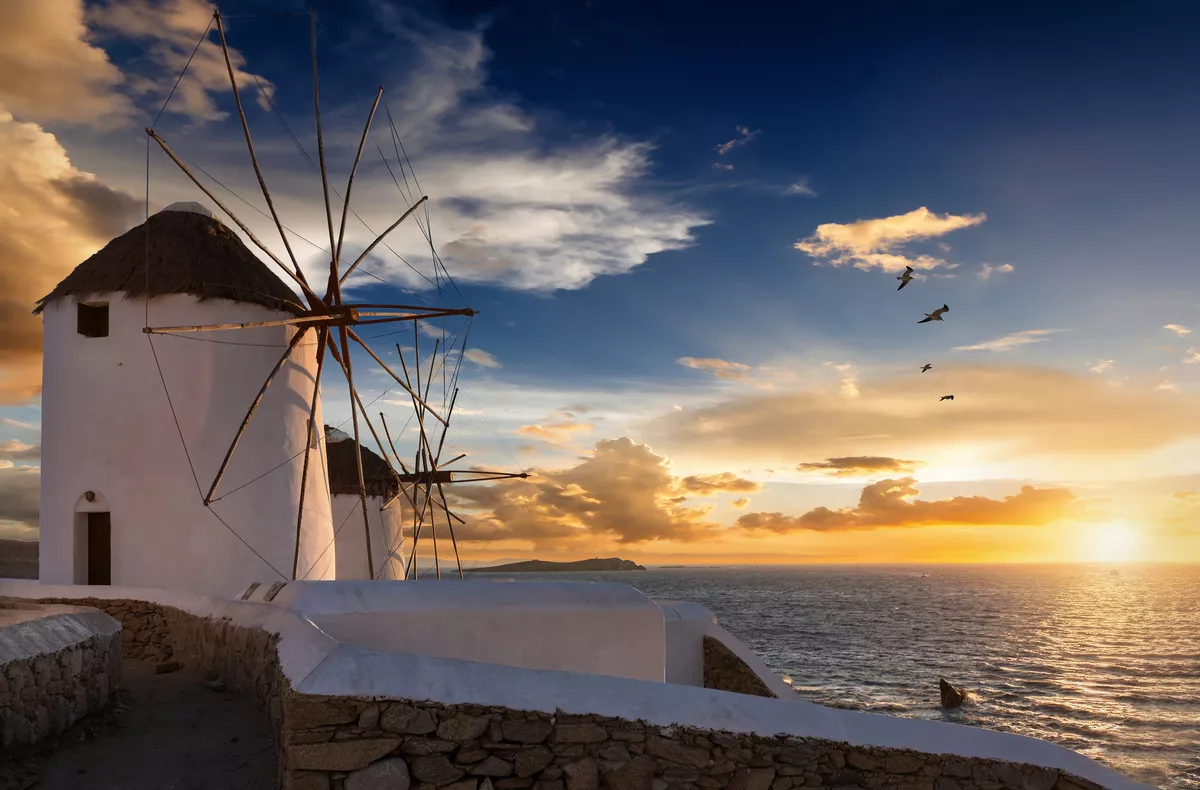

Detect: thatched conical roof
[33, 207, 304, 315]
[324, 425, 399, 499]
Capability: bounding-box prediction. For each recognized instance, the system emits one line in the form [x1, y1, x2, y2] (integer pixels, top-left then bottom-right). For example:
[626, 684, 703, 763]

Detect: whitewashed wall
[247, 579, 668, 682]
[39, 293, 336, 598]
[331, 494, 406, 581]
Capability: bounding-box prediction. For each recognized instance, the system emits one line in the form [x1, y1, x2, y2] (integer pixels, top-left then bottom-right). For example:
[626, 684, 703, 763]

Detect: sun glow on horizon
[1088, 522, 1142, 563]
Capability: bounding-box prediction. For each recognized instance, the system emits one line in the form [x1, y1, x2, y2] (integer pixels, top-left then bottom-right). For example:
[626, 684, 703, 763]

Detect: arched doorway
[73, 491, 111, 585]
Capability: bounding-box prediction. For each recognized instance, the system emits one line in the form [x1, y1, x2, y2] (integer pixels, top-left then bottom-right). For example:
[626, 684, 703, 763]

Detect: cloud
[712, 163, 734, 171]
[784, 180, 817, 197]
[677, 357, 751, 381]
[730, 497, 750, 509]
[1184, 348, 1200, 365]
[0, 441, 39, 460]
[953, 329, 1062, 353]
[714, 126, 761, 156]
[463, 349, 501, 368]
[352, 3, 709, 293]
[677, 473, 761, 495]
[0, 418, 39, 433]
[0, 114, 142, 403]
[1173, 490, 1199, 503]
[737, 477, 1083, 533]
[0, 465, 40, 536]
[1090, 360, 1115, 374]
[797, 456, 922, 477]
[0, 0, 134, 127]
[516, 419, 594, 444]
[979, 263, 1014, 279]
[794, 207, 986, 273]
[830, 362, 860, 399]
[1164, 324, 1192, 337]
[86, 0, 273, 124]
[449, 437, 721, 544]
[1156, 380, 1181, 393]
[648, 363, 1200, 469]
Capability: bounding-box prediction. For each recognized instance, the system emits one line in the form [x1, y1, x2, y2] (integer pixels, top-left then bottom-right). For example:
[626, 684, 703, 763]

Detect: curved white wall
[331, 494, 405, 581]
[248, 579, 667, 681]
[39, 293, 336, 597]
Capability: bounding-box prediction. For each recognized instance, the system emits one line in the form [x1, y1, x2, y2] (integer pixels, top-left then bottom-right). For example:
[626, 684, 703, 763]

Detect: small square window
[77, 302, 109, 338]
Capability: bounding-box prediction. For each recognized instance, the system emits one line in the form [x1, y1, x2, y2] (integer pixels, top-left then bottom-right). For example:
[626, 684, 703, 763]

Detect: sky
[2, 0, 1200, 564]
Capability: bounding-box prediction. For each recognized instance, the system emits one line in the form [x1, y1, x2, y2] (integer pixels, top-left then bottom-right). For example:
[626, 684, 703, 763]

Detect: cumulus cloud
[737, 477, 1083, 533]
[714, 126, 761, 156]
[730, 497, 750, 509]
[1164, 324, 1192, 337]
[979, 263, 1014, 279]
[1184, 348, 1200, 365]
[449, 437, 722, 544]
[0, 0, 134, 126]
[463, 349, 501, 368]
[677, 357, 751, 381]
[0, 114, 141, 403]
[953, 329, 1061, 353]
[649, 363, 1200, 468]
[351, 3, 710, 292]
[797, 456, 922, 477]
[1090, 359, 1115, 374]
[784, 179, 817, 197]
[794, 207, 986, 273]
[86, 0, 274, 123]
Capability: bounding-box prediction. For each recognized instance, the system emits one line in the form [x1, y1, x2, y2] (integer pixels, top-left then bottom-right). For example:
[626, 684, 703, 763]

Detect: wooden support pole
[311, 7, 337, 260]
[345, 329, 447, 425]
[206, 328, 307, 505]
[435, 480, 465, 579]
[292, 327, 329, 579]
[333, 86, 384, 278]
[145, 129, 323, 307]
[340, 196, 429, 285]
[214, 11, 312, 296]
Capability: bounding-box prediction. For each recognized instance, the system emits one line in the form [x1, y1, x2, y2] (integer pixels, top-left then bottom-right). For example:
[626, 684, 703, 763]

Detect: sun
[1089, 522, 1141, 563]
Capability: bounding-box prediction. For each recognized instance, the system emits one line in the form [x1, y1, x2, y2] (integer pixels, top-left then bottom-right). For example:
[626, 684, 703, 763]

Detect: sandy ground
[2, 659, 276, 790]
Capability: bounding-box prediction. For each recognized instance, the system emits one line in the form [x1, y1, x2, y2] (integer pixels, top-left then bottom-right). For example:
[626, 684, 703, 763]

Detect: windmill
[139, 7, 521, 581]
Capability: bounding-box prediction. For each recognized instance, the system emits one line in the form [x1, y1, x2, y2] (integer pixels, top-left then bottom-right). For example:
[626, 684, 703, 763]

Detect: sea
[472, 564, 1199, 789]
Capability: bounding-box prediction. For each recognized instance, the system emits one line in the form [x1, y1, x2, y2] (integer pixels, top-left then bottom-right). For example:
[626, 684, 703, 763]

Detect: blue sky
[3, 0, 1200, 561]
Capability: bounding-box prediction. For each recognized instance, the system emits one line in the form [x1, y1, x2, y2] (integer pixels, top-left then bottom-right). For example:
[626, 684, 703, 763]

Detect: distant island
[0, 538, 38, 580]
[473, 557, 646, 573]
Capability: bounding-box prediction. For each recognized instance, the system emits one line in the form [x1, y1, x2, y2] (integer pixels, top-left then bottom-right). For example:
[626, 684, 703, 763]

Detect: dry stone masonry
[702, 637, 775, 699]
[280, 696, 1109, 790]
[0, 602, 122, 748]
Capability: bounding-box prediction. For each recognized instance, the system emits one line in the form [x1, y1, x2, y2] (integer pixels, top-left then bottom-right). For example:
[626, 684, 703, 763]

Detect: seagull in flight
[940, 395, 955, 401]
[921, 364, 932, 372]
[897, 266, 914, 291]
[918, 304, 949, 323]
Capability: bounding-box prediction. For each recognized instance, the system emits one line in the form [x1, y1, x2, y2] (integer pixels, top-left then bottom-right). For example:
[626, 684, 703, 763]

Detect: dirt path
[3, 660, 276, 790]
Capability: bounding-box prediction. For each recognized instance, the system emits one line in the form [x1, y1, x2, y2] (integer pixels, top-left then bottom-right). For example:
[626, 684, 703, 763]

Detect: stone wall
[702, 637, 775, 699]
[280, 697, 1108, 790]
[34, 597, 284, 781]
[0, 613, 122, 748]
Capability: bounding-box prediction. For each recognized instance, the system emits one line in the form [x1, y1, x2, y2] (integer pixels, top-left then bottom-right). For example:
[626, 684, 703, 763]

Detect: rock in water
[939, 678, 968, 708]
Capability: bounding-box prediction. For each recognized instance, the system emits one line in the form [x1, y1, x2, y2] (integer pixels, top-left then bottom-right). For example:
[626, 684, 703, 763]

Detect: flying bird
[940, 395, 954, 401]
[897, 266, 914, 291]
[921, 364, 932, 372]
[918, 304, 949, 323]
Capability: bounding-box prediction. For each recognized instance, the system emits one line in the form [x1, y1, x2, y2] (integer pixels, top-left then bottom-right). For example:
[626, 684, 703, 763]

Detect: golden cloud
[516, 419, 595, 444]
[677, 357, 751, 381]
[795, 206, 986, 273]
[0, 465, 40, 539]
[449, 437, 726, 544]
[649, 363, 1200, 469]
[797, 456, 922, 477]
[953, 329, 1062, 353]
[0, 114, 141, 403]
[730, 497, 750, 509]
[678, 473, 761, 495]
[737, 477, 1083, 533]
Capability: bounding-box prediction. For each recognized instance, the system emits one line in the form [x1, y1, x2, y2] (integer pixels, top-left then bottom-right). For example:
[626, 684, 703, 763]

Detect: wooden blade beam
[206, 327, 308, 505]
[310, 7, 336, 261]
[336, 325, 375, 579]
[345, 329, 448, 425]
[144, 308, 358, 334]
[339, 196, 429, 285]
[145, 129, 324, 308]
[332, 86, 384, 285]
[214, 11, 312, 297]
